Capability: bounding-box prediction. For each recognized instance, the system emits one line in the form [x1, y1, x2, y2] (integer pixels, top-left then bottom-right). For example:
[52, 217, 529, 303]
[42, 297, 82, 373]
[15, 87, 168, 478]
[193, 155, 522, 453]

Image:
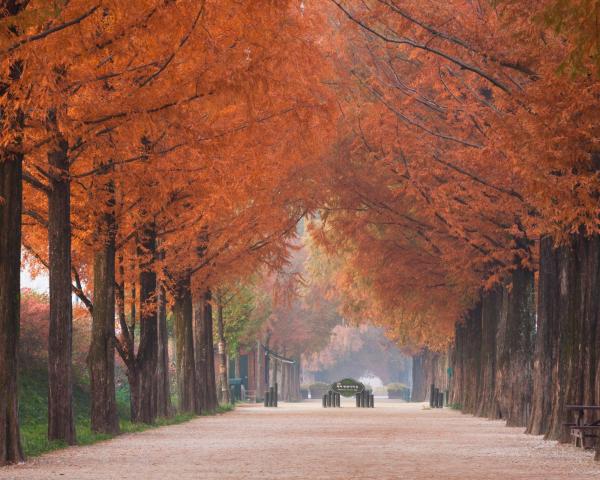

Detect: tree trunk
[462, 303, 482, 414]
[497, 268, 535, 427]
[216, 299, 230, 405]
[88, 183, 119, 434]
[134, 223, 158, 423]
[204, 289, 217, 412]
[47, 121, 75, 444]
[173, 274, 199, 414]
[0, 148, 24, 465]
[477, 288, 501, 419]
[156, 283, 171, 418]
[194, 292, 208, 411]
[527, 236, 560, 436]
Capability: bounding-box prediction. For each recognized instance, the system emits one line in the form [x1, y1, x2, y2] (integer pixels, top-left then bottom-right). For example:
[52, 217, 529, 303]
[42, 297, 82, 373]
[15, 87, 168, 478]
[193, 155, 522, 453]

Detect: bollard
[274, 383, 278, 407]
[322, 394, 327, 408]
[438, 391, 444, 408]
[370, 394, 375, 408]
[264, 391, 270, 407]
[433, 387, 439, 408]
[445, 390, 449, 406]
[356, 393, 360, 407]
[269, 386, 275, 407]
[362, 390, 368, 408]
[335, 392, 341, 407]
[429, 384, 435, 408]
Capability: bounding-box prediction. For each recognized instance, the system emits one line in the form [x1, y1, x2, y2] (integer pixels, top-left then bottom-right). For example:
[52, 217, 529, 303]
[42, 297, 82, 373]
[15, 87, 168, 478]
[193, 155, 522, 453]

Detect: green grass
[19, 367, 233, 458]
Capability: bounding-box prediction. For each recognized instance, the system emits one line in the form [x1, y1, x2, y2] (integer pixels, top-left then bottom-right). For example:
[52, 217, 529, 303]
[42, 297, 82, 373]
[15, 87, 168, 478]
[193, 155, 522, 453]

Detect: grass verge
[19, 367, 234, 458]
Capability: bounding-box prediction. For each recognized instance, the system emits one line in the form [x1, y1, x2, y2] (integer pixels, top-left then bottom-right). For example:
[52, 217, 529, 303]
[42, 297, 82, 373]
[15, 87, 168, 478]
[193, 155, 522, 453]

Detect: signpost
[331, 378, 365, 397]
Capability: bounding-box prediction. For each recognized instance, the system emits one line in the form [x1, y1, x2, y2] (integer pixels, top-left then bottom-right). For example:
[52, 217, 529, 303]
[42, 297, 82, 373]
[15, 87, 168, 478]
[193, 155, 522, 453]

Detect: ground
[3, 400, 600, 479]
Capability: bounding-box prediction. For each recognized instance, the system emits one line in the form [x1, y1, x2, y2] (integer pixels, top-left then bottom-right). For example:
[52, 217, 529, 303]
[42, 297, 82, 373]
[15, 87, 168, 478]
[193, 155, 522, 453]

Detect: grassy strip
[19, 367, 235, 458]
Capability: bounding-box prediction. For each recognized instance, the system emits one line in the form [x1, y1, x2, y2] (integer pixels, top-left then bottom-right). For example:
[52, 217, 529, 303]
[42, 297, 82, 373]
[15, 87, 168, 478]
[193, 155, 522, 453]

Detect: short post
[370, 393, 375, 408]
[269, 386, 275, 407]
[274, 383, 278, 407]
[322, 394, 327, 408]
[433, 387, 439, 408]
[264, 391, 270, 407]
[430, 384, 435, 407]
[438, 390, 444, 408]
[356, 393, 360, 407]
[445, 390, 449, 406]
[336, 392, 341, 407]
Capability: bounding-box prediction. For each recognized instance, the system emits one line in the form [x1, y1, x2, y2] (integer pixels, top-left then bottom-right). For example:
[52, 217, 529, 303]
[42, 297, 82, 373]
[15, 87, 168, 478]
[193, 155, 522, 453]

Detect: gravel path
[3, 400, 600, 479]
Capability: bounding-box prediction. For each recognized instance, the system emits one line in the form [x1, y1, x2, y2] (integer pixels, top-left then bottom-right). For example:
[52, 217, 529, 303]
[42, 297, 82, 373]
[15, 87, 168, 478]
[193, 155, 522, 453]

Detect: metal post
[269, 386, 275, 407]
[445, 390, 449, 406]
[274, 382, 278, 407]
[264, 391, 269, 407]
[356, 393, 360, 407]
[336, 393, 341, 407]
[430, 384, 435, 408]
[322, 394, 327, 408]
[370, 394, 375, 408]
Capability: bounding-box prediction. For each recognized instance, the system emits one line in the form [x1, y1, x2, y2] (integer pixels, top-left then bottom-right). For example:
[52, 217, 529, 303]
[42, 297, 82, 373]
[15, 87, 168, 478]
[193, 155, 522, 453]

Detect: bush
[386, 383, 410, 400]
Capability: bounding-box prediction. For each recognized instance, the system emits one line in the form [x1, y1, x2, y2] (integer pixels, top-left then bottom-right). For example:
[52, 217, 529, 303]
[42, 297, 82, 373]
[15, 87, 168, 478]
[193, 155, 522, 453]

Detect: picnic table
[565, 405, 600, 449]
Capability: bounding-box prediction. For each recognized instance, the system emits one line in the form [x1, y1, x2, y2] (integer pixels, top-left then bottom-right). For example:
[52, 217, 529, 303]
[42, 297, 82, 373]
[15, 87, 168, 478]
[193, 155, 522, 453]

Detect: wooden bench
[566, 405, 600, 449]
[570, 426, 600, 449]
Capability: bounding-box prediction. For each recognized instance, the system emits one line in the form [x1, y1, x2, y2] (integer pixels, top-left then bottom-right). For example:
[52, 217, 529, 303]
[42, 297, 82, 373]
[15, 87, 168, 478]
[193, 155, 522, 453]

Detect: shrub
[386, 383, 410, 400]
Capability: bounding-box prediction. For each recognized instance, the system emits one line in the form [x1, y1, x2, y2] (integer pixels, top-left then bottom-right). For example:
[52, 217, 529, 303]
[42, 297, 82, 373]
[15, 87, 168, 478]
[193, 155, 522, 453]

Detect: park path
[2, 400, 600, 480]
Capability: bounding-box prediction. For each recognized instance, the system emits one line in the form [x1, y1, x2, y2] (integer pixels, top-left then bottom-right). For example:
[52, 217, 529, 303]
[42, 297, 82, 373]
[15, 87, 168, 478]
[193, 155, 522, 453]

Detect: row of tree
[309, 0, 600, 460]
[0, 0, 335, 465]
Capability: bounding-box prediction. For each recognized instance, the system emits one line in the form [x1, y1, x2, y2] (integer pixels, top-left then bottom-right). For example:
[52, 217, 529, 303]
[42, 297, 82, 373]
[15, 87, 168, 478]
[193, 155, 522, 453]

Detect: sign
[331, 378, 365, 397]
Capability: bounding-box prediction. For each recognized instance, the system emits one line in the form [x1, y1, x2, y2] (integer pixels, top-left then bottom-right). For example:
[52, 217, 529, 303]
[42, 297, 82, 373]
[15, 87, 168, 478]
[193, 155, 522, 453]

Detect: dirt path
[3, 400, 600, 479]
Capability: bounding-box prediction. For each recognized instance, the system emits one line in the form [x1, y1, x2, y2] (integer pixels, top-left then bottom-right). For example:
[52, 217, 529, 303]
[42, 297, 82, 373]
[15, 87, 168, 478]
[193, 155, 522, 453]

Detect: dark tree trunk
[88, 183, 119, 434]
[216, 299, 230, 405]
[0, 148, 24, 465]
[462, 304, 482, 414]
[497, 268, 535, 427]
[204, 289, 217, 412]
[47, 121, 75, 444]
[477, 288, 501, 419]
[194, 288, 217, 412]
[194, 292, 207, 411]
[527, 233, 600, 444]
[527, 236, 561, 436]
[173, 274, 199, 414]
[134, 223, 158, 423]
[156, 283, 171, 418]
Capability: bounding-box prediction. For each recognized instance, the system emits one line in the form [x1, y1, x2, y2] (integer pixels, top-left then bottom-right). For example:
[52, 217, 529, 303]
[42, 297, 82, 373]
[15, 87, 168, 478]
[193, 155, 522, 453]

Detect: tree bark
[134, 223, 158, 423]
[496, 268, 535, 427]
[47, 118, 75, 444]
[462, 303, 482, 414]
[216, 298, 230, 405]
[173, 273, 199, 414]
[527, 236, 560, 435]
[0, 146, 24, 465]
[88, 181, 119, 434]
[477, 288, 501, 418]
[204, 289, 217, 412]
[156, 283, 171, 418]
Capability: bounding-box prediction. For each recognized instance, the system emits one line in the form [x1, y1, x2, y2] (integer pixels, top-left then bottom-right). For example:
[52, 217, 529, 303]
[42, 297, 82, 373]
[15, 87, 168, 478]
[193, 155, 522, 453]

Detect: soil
[3, 400, 600, 479]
